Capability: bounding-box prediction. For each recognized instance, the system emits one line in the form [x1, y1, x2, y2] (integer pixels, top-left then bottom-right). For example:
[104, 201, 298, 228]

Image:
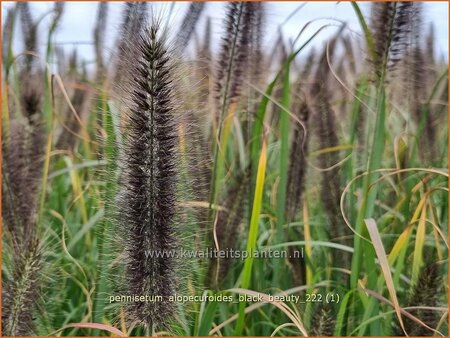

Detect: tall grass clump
[1, 1, 447, 336]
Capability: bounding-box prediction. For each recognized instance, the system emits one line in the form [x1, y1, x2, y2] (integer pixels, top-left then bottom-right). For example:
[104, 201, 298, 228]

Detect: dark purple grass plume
[2, 5, 47, 332]
[175, 2, 206, 52]
[17, 2, 37, 72]
[309, 32, 352, 278]
[395, 262, 442, 336]
[285, 100, 310, 286]
[286, 101, 309, 223]
[115, 21, 179, 329]
[310, 303, 335, 336]
[250, 2, 265, 85]
[215, 2, 256, 123]
[94, 2, 108, 83]
[370, 2, 423, 79]
[2, 116, 46, 336]
[311, 36, 343, 243]
[2, 7, 15, 72]
[114, 2, 148, 86]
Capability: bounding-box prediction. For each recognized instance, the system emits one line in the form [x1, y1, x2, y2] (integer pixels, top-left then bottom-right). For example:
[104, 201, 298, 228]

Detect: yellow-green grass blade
[411, 203, 427, 286]
[303, 199, 313, 286]
[235, 136, 268, 335]
[38, 74, 56, 226]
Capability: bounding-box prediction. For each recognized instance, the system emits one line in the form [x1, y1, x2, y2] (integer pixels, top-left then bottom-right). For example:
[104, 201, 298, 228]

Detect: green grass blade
[235, 137, 268, 335]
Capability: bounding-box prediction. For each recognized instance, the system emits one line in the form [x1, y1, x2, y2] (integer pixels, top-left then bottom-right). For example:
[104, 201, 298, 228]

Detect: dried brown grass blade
[365, 218, 406, 335]
[58, 322, 127, 337]
[226, 288, 308, 336]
